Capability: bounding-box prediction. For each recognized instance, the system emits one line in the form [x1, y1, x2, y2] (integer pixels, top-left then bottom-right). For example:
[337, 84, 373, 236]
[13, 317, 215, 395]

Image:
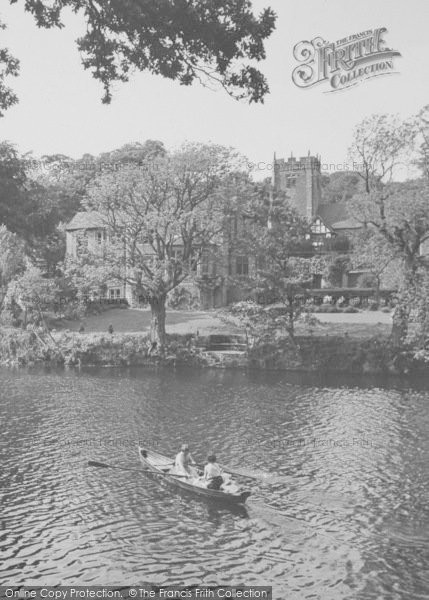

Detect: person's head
[181, 443, 189, 454]
[207, 454, 216, 463]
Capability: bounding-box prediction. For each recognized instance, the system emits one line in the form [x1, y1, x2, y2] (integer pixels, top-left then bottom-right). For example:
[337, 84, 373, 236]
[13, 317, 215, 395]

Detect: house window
[109, 288, 121, 299]
[236, 255, 249, 276]
[311, 219, 330, 236]
[201, 252, 209, 275]
[97, 230, 107, 244]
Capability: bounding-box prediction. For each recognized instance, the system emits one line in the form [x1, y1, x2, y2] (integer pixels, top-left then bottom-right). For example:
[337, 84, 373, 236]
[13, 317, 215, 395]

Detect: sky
[1, 0, 428, 178]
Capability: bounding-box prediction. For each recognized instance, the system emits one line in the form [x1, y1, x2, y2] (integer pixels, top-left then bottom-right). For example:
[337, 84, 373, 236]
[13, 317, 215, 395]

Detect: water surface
[1, 367, 428, 599]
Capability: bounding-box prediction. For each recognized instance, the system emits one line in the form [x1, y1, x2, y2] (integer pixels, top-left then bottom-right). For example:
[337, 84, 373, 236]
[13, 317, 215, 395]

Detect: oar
[189, 457, 273, 483]
[87, 460, 189, 478]
[218, 463, 279, 483]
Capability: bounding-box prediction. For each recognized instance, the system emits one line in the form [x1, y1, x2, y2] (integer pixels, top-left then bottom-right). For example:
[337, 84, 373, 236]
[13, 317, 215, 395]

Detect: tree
[0, 141, 60, 243]
[3, 265, 59, 328]
[350, 179, 429, 345]
[349, 228, 399, 302]
[347, 110, 429, 346]
[0, 20, 19, 117]
[413, 104, 429, 180]
[219, 300, 290, 349]
[97, 141, 166, 166]
[326, 255, 351, 288]
[2, 0, 276, 113]
[0, 141, 29, 234]
[230, 187, 324, 342]
[321, 171, 364, 204]
[348, 114, 414, 192]
[0, 226, 27, 314]
[81, 142, 239, 351]
[0, 225, 26, 286]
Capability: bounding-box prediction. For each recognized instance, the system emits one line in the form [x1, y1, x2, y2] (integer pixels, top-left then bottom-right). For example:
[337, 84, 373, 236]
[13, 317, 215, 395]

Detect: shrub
[313, 305, 340, 313]
[343, 306, 359, 313]
[167, 286, 200, 310]
[266, 306, 288, 318]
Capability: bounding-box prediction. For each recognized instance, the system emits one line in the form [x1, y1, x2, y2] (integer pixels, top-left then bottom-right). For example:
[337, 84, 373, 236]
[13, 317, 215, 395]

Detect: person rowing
[203, 454, 225, 490]
[174, 443, 198, 477]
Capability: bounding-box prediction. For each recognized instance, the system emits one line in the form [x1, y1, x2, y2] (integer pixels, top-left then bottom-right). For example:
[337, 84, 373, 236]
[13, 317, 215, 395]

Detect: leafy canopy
[0, 20, 19, 117]
[6, 0, 276, 107]
[79, 142, 241, 301]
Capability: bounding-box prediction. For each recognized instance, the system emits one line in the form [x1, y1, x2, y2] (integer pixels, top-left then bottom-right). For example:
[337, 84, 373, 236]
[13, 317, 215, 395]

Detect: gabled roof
[331, 218, 362, 230]
[311, 215, 334, 232]
[317, 203, 348, 227]
[316, 203, 362, 231]
[66, 211, 107, 231]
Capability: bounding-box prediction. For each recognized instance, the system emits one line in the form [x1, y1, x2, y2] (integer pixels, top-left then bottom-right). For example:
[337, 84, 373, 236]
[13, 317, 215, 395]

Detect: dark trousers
[207, 475, 223, 490]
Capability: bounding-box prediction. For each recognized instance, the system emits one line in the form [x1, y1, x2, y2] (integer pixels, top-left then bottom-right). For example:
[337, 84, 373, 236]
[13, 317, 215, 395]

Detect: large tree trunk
[390, 299, 410, 348]
[285, 296, 299, 350]
[390, 263, 416, 348]
[375, 276, 381, 306]
[149, 295, 167, 354]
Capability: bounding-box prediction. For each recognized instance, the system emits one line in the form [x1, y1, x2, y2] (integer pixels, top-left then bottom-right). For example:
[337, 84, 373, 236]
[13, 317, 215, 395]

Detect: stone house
[65, 152, 369, 308]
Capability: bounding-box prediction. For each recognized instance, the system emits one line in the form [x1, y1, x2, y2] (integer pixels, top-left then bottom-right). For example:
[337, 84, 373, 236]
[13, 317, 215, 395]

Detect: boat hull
[138, 446, 251, 505]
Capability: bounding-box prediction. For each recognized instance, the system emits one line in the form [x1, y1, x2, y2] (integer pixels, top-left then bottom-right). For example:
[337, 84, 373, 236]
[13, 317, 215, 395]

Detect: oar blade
[88, 460, 112, 468]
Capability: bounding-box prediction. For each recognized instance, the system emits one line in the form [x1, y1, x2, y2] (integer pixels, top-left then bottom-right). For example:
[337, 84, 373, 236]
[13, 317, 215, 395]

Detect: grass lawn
[301, 311, 392, 339]
[53, 308, 232, 336]
[53, 307, 393, 340]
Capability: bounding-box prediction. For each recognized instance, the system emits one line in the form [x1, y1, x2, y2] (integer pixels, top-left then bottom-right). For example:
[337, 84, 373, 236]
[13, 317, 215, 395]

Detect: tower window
[236, 255, 249, 276]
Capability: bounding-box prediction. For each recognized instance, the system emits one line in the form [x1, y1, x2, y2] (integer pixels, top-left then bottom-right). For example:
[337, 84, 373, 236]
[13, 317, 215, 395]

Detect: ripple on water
[1, 367, 429, 598]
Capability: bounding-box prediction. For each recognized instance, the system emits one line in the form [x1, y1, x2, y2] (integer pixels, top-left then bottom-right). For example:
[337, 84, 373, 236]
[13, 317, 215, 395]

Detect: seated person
[204, 454, 224, 490]
[174, 444, 198, 477]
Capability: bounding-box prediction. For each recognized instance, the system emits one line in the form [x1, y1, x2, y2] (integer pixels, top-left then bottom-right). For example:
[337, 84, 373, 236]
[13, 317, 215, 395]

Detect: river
[1, 367, 428, 599]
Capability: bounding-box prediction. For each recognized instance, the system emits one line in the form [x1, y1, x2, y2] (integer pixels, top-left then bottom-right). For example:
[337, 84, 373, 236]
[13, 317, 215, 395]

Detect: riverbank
[51, 306, 393, 339]
[0, 326, 427, 375]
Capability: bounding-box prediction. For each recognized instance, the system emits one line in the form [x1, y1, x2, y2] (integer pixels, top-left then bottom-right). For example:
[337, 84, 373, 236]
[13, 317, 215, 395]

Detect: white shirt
[174, 451, 195, 474]
[204, 462, 223, 480]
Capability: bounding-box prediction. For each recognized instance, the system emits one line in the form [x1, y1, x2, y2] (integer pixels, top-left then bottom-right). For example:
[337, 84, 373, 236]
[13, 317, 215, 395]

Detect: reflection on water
[1, 367, 428, 598]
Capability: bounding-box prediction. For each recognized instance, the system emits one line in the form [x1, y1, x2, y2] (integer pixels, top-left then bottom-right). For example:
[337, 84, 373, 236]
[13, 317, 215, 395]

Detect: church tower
[273, 152, 321, 221]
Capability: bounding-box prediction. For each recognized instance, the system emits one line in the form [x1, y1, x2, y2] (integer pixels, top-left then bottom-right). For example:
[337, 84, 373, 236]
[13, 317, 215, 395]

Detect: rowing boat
[138, 446, 251, 505]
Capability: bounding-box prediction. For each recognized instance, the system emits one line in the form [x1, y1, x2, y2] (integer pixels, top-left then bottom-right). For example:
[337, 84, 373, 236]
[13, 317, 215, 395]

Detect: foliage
[229, 184, 328, 339]
[349, 228, 399, 295]
[348, 110, 429, 346]
[79, 142, 241, 349]
[64, 251, 111, 310]
[2, 266, 59, 327]
[0, 142, 68, 272]
[412, 104, 429, 180]
[326, 234, 351, 253]
[321, 171, 364, 204]
[326, 255, 351, 287]
[0, 225, 27, 288]
[348, 113, 414, 192]
[343, 306, 359, 313]
[166, 285, 200, 310]
[219, 300, 292, 347]
[0, 19, 19, 116]
[0, 141, 30, 235]
[4, 0, 276, 109]
[403, 267, 429, 348]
